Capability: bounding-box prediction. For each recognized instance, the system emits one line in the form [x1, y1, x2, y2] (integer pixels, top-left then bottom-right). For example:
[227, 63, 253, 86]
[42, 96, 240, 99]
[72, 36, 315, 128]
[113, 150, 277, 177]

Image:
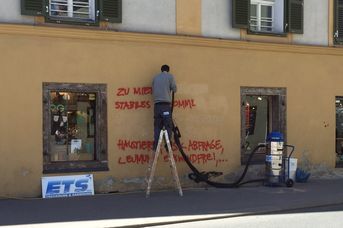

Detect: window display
[43, 83, 107, 173]
[50, 91, 96, 161]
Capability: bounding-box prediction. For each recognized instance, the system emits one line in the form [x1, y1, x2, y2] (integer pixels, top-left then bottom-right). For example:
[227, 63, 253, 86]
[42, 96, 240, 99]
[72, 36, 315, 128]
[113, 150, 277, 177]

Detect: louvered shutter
[288, 0, 304, 34]
[21, 0, 44, 16]
[232, 0, 249, 28]
[100, 0, 122, 23]
[335, 0, 343, 43]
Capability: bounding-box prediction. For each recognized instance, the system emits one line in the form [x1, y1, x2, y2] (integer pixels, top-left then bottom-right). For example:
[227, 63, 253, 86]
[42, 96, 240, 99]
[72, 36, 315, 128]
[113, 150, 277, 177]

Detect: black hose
[171, 92, 266, 188]
[173, 131, 265, 188]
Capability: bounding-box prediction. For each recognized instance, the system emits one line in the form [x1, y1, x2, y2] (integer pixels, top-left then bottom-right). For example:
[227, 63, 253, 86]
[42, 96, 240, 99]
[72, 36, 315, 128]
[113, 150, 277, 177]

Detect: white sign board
[41, 174, 94, 198]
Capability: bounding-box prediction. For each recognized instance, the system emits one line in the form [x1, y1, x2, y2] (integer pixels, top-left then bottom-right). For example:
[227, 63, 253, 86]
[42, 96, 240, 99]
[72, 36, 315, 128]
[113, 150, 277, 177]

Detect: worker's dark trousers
[153, 102, 173, 151]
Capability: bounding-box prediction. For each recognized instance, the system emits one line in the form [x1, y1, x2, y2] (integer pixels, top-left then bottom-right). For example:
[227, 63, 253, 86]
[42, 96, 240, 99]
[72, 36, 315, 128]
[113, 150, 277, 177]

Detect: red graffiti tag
[117, 140, 154, 151]
[116, 88, 130, 96]
[116, 87, 152, 96]
[174, 99, 196, 109]
[133, 87, 152, 95]
[187, 140, 223, 152]
[118, 154, 150, 165]
[115, 101, 151, 110]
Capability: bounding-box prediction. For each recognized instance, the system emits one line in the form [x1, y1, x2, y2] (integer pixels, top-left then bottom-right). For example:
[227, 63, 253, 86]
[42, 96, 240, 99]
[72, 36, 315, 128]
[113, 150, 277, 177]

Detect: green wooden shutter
[284, 0, 289, 32]
[100, 0, 122, 23]
[288, 0, 304, 34]
[232, 0, 249, 28]
[334, 0, 343, 43]
[21, 0, 44, 16]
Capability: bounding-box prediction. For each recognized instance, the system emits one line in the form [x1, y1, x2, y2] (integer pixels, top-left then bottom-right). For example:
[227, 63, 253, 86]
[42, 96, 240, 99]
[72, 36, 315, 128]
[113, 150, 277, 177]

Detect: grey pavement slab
[0, 178, 343, 227]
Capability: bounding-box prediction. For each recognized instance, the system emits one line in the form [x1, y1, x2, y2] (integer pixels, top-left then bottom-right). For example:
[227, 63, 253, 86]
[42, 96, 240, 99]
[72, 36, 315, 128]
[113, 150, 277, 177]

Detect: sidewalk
[1, 178, 343, 227]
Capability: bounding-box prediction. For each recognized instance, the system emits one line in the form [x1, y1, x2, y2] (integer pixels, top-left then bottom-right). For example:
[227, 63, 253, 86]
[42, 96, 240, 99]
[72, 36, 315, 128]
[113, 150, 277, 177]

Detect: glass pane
[50, 91, 96, 162]
[250, 4, 258, 31]
[261, 21, 273, 32]
[243, 95, 268, 155]
[250, 4, 257, 17]
[336, 98, 343, 165]
[50, 0, 94, 20]
[50, 0, 68, 17]
[261, 5, 272, 18]
[73, 0, 91, 19]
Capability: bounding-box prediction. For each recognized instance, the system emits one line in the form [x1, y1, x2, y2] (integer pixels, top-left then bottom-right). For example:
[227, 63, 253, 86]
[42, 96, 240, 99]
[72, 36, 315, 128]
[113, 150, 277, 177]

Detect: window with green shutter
[334, 0, 343, 44]
[232, 0, 304, 35]
[21, 0, 122, 26]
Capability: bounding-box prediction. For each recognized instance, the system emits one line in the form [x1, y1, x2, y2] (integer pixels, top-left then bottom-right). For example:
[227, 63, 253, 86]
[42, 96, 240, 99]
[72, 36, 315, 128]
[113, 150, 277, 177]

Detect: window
[250, 0, 274, 33]
[334, 0, 343, 44]
[49, 0, 96, 22]
[43, 83, 108, 173]
[21, 0, 122, 25]
[241, 87, 286, 164]
[232, 0, 304, 35]
[335, 97, 343, 167]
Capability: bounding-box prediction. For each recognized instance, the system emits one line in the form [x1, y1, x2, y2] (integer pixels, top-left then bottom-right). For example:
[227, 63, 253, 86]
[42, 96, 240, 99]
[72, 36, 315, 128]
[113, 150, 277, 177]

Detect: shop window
[21, 0, 122, 25]
[335, 97, 343, 167]
[232, 0, 304, 35]
[241, 87, 286, 164]
[334, 0, 343, 44]
[43, 83, 108, 173]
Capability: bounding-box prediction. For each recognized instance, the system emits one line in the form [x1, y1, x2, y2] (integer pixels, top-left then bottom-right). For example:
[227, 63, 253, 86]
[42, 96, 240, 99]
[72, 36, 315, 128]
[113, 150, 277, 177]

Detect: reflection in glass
[50, 91, 96, 162]
[336, 97, 343, 165]
[243, 96, 268, 156]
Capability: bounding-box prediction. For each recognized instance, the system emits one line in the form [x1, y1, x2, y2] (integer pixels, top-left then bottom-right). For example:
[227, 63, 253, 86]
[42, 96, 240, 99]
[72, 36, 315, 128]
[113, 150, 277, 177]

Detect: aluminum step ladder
[145, 127, 183, 198]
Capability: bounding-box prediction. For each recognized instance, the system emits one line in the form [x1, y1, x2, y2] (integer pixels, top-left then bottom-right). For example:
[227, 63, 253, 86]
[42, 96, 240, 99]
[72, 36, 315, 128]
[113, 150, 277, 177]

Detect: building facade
[1, 0, 343, 197]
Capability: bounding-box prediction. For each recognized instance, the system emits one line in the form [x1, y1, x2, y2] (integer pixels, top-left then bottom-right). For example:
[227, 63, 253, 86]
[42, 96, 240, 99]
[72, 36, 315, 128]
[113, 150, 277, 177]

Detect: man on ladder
[146, 64, 182, 197]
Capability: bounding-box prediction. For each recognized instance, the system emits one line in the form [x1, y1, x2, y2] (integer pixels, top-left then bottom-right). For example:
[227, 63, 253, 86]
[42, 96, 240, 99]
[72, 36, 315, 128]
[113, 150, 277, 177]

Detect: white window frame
[250, 0, 275, 32]
[250, 0, 284, 33]
[49, 0, 96, 22]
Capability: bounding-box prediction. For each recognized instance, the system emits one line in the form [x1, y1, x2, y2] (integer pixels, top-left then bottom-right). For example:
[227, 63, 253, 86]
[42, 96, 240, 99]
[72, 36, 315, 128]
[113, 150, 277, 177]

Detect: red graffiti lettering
[118, 154, 150, 165]
[116, 88, 130, 96]
[133, 87, 152, 95]
[188, 140, 223, 152]
[115, 101, 151, 110]
[116, 138, 226, 166]
[174, 99, 196, 109]
[189, 153, 215, 164]
[162, 153, 215, 164]
[117, 140, 154, 151]
[117, 154, 150, 165]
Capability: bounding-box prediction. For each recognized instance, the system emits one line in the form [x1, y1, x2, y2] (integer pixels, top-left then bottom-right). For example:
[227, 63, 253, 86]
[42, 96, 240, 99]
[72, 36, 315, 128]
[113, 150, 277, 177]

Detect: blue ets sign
[41, 174, 94, 198]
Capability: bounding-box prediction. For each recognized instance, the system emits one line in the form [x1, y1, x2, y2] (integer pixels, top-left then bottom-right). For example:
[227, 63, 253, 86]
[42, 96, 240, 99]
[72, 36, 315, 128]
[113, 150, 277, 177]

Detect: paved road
[150, 204, 343, 228]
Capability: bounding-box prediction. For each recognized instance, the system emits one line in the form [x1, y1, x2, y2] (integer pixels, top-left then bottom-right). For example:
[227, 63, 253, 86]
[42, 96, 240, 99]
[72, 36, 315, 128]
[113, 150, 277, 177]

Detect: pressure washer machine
[265, 132, 295, 187]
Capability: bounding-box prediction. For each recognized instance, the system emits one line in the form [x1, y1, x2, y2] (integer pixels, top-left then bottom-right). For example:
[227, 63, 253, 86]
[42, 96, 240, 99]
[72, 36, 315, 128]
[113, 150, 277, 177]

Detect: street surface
[150, 204, 343, 228]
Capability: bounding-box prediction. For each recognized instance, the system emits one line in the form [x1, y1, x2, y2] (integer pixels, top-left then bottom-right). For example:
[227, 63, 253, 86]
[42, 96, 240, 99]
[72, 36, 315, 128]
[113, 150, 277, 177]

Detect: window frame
[250, 0, 275, 33]
[335, 96, 343, 168]
[334, 0, 343, 44]
[43, 82, 108, 174]
[21, 0, 122, 26]
[46, 0, 99, 26]
[240, 87, 286, 165]
[232, 0, 304, 35]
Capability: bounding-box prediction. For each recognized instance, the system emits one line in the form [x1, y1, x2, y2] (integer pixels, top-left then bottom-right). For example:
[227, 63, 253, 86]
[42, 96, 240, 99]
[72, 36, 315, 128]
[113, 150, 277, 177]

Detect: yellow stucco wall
[0, 24, 342, 197]
[176, 0, 201, 35]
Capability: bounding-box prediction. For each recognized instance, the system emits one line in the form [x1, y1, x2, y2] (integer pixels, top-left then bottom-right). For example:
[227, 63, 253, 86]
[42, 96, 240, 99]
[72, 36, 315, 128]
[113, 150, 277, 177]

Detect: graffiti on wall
[117, 139, 227, 167]
[115, 87, 196, 110]
[114, 86, 227, 167]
